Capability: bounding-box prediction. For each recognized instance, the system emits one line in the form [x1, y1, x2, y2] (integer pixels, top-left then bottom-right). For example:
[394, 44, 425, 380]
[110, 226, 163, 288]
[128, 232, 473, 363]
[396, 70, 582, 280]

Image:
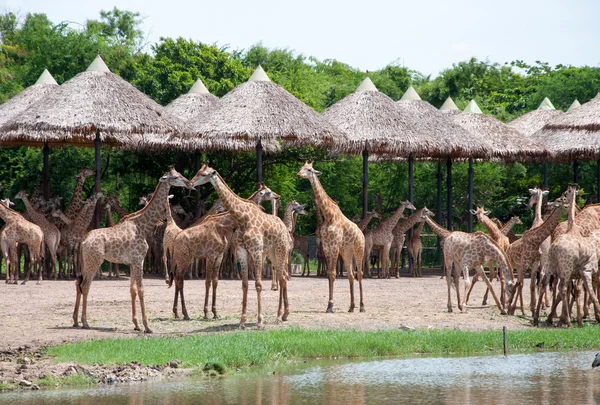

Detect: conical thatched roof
[532, 93, 600, 161]
[181, 65, 345, 152]
[324, 77, 450, 158]
[464, 100, 483, 114]
[440, 96, 460, 112]
[0, 56, 189, 149]
[567, 99, 581, 112]
[0, 69, 58, 129]
[165, 79, 218, 122]
[400, 86, 421, 101]
[397, 86, 438, 114]
[508, 97, 563, 137]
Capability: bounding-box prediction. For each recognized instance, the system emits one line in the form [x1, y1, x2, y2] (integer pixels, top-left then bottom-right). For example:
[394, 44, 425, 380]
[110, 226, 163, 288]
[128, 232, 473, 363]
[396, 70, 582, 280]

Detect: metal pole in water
[503, 326, 508, 357]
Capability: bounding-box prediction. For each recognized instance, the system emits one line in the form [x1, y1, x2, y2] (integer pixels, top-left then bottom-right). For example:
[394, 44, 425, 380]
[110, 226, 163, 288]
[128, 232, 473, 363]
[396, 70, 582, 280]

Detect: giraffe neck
[482, 238, 513, 277]
[71, 196, 100, 235]
[292, 212, 300, 235]
[0, 202, 21, 222]
[283, 203, 295, 233]
[20, 195, 44, 222]
[106, 206, 115, 227]
[567, 191, 578, 233]
[357, 212, 375, 231]
[533, 191, 543, 227]
[525, 206, 565, 243]
[501, 218, 519, 236]
[480, 214, 504, 243]
[57, 211, 72, 226]
[424, 216, 451, 239]
[413, 221, 425, 237]
[127, 181, 171, 237]
[112, 200, 128, 218]
[210, 173, 259, 224]
[307, 173, 341, 224]
[65, 174, 90, 218]
[380, 204, 407, 233]
[396, 209, 425, 234]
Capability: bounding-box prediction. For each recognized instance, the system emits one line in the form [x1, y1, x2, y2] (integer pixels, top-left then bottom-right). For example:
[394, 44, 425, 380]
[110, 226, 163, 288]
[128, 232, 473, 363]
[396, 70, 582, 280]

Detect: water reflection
[3, 351, 600, 404]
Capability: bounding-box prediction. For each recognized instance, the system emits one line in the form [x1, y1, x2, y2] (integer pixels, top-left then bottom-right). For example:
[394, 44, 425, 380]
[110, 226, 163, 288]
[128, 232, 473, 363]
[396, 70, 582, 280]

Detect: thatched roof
[440, 96, 460, 112]
[0, 56, 189, 150]
[567, 99, 581, 112]
[446, 100, 548, 162]
[180, 65, 345, 152]
[397, 86, 438, 114]
[464, 100, 483, 113]
[532, 93, 600, 161]
[0, 69, 58, 129]
[165, 79, 218, 121]
[325, 77, 455, 158]
[509, 98, 563, 137]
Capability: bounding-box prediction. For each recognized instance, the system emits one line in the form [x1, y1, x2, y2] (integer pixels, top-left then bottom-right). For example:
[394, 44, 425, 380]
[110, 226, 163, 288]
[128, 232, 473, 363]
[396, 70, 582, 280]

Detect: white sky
[3, 0, 599, 76]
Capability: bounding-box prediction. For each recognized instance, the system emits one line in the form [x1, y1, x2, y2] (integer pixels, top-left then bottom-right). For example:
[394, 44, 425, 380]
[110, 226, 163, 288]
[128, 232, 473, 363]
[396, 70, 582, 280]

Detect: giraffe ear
[469, 209, 478, 215]
[485, 210, 491, 215]
[313, 169, 322, 176]
[542, 190, 549, 196]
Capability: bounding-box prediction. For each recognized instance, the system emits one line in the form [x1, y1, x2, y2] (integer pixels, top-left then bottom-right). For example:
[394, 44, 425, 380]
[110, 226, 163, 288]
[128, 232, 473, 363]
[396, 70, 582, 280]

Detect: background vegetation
[1, 8, 599, 259]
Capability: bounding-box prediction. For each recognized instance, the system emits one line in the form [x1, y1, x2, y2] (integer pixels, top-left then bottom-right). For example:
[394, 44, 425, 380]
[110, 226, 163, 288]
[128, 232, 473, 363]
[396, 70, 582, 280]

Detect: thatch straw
[0, 69, 58, 129]
[447, 100, 548, 162]
[532, 93, 600, 161]
[180, 66, 345, 152]
[567, 99, 581, 112]
[0, 56, 190, 150]
[165, 79, 218, 121]
[509, 98, 563, 137]
[325, 78, 453, 158]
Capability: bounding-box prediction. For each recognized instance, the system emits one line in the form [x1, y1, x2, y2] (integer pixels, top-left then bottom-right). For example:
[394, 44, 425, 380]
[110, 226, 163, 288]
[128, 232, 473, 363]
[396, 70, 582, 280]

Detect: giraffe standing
[527, 188, 552, 314]
[364, 201, 415, 278]
[190, 166, 292, 328]
[389, 208, 430, 278]
[424, 214, 513, 314]
[74, 168, 190, 332]
[0, 201, 44, 284]
[282, 201, 309, 276]
[507, 191, 571, 318]
[407, 221, 425, 277]
[14, 191, 61, 280]
[297, 162, 365, 313]
[63, 168, 95, 220]
[546, 185, 600, 327]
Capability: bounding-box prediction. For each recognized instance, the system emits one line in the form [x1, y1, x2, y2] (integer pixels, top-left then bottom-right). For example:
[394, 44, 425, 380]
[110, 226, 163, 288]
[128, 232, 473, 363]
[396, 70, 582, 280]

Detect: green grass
[47, 326, 600, 374]
[36, 373, 96, 388]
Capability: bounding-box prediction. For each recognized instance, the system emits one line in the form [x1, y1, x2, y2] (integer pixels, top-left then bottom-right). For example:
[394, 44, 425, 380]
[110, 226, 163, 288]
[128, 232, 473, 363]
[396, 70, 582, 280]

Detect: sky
[2, 0, 600, 76]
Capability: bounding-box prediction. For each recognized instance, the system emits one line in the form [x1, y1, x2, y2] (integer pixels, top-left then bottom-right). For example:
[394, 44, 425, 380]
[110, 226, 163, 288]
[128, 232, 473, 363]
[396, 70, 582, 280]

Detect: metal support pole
[94, 130, 102, 229]
[362, 146, 368, 219]
[467, 157, 474, 233]
[446, 157, 453, 231]
[42, 141, 49, 200]
[543, 162, 548, 190]
[256, 139, 263, 184]
[194, 150, 201, 211]
[573, 160, 579, 185]
[436, 160, 442, 266]
[408, 153, 414, 274]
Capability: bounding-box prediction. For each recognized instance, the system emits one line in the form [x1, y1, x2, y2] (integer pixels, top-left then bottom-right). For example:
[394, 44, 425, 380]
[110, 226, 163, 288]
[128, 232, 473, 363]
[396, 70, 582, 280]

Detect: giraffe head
[470, 206, 491, 221]
[159, 166, 190, 189]
[212, 200, 226, 213]
[0, 197, 14, 208]
[290, 200, 308, 216]
[296, 162, 321, 179]
[527, 188, 548, 208]
[77, 168, 95, 179]
[401, 200, 417, 211]
[14, 190, 27, 202]
[512, 216, 523, 225]
[419, 207, 434, 221]
[189, 164, 218, 188]
[139, 194, 152, 206]
[255, 182, 281, 204]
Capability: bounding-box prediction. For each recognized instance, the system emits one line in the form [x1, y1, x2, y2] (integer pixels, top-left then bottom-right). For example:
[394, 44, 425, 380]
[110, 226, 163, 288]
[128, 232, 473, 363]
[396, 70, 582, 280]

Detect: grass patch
[47, 326, 600, 373]
[36, 373, 96, 388]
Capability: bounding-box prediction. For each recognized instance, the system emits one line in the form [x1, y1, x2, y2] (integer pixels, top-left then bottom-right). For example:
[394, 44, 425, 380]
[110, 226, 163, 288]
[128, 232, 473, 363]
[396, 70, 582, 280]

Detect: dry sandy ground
[0, 268, 538, 351]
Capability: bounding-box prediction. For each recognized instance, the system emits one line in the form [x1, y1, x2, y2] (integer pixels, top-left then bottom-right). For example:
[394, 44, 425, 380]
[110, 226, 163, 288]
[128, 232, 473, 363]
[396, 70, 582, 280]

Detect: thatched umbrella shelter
[324, 78, 453, 217]
[568, 99, 581, 112]
[0, 55, 189, 225]
[509, 97, 563, 188]
[0, 69, 58, 199]
[185, 66, 345, 184]
[533, 93, 600, 195]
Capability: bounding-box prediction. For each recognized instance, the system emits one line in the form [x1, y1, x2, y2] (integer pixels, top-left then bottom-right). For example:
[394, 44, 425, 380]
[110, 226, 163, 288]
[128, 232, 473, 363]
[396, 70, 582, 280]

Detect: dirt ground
[0, 267, 537, 351]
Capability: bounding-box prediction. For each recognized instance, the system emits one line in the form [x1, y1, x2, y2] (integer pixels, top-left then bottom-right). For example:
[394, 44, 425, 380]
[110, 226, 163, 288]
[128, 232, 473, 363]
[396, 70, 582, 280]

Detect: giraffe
[14, 191, 61, 280]
[354, 211, 380, 232]
[552, 203, 600, 240]
[315, 207, 326, 277]
[527, 188, 553, 314]
[407, 221, 425, 277]
[74, 168, 190, 332]
[56, 193, 103, 279]
[424, 214, 513, 314]
[507, 191, 572, 318]
[189, 165, 292, 328]
[0, 200, 44, 284]
[297, 162, 365, 313]
[282, 201, 309, 276]
[364, 201, 415, 278]
[63, 168, 95, 220]
[389, 208, 430, 278]
[103, 202, 120, 278]
[104, 195, 129, 219]
[492, 216, 523, 243]
[546, 185, 600, 327]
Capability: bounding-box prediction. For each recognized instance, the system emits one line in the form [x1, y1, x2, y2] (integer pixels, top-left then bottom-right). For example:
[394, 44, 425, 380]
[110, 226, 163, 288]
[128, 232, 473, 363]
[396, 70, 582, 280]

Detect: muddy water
[4, 351, 600, 404]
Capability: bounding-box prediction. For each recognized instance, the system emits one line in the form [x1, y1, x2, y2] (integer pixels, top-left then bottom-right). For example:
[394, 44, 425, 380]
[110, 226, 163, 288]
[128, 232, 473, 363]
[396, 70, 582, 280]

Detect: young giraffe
[0, 200, 44, 284]
[63, 168, 95, 220]
[507, 191, 571, 318]
[527, 188, 553, 314]
[424, 214, 514, 314]
[103, 202, 120, 278]
[189, 168, 291, 328]
[75, 168, 190, 332]
[354, 211, 380, 232]
[297, 162, 365, 313]
[547, 185, 600, 327]
[14, 191, 61, 280]
[364, 201, 415, 278]
[389, 208, 429, 278]
[492, 216, 523, 242]
[282, 201, 309, 276]
[407, 221, 425, 277]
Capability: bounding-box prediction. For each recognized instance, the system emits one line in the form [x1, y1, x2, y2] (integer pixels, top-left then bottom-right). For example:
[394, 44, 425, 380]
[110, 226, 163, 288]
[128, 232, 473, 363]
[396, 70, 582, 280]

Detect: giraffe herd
[3, 162, 600, 333]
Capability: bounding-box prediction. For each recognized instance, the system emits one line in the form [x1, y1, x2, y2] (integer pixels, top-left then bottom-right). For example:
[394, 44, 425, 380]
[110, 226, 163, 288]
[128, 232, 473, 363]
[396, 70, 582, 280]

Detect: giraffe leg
[212, 254, 223, 319]
[341, 247, 356, 313]
[460, 264, 470, 312]
[236, 246, 249, 329]
[465, 272, 479, 304]
[355, 243, 365, 313]
[248, 250, 264, 329]
[444, 254, 454, 313]
[574, 280, 583, 327]
[129, 272, 140, 331]
[178, 275, 189, 321]
[477, 265, 506, 315]
[172, 278, 180, 319]
[530, 266, 539, 315]
[204, 265, 211, 319]
[581, 269, 600, 323]
[381, 244, 390, 280]
[558, 279, 572, 328]
[533, 273, 549, 326]
[133, 262, 152, 333]
[274, 253, 289, 322]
